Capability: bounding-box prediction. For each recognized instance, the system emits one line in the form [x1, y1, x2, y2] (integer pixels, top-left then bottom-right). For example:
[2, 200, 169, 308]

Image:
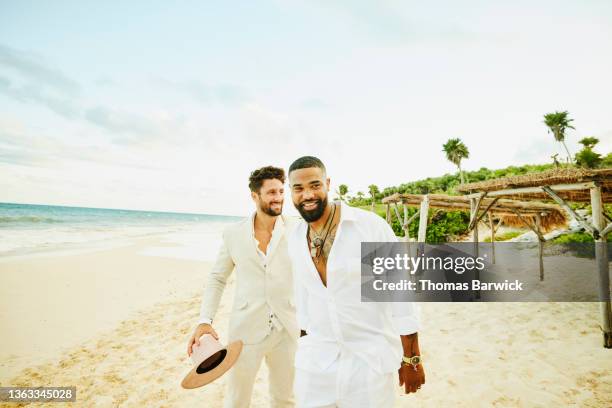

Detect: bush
[552, 232, 612, 243]
[483, 231, 523, 242]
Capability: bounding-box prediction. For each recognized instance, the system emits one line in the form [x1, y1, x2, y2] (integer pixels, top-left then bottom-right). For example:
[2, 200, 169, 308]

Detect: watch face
[411, 356, 421, 364]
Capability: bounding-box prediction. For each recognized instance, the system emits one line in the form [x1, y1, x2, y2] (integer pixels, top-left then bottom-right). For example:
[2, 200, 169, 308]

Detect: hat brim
[181, 340, 243, 389]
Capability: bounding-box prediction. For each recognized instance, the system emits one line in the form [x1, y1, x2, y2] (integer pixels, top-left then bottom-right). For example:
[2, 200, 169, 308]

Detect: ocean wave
[0, 215, 63, 224]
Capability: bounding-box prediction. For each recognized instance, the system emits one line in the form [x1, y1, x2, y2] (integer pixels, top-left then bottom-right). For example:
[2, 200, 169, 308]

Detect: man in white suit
[187, 166, 299, 408]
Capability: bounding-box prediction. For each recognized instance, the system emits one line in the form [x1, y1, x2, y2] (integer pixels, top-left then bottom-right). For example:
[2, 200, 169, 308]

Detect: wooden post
[590, 184, 612, 348]
[417, 195, 429, 243]
[385, 203, 391, 224]
[470, 197, 480, 299]
[535, 213, 544, 281]
[470, 198, 479, 254]
[403, 203, 409, 241]
[402, 204, 411, 258]
[489, 213, 496, 264]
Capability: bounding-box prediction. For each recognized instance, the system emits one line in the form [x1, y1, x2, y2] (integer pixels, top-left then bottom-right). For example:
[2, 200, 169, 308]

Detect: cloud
[0, 44, 80, 94]
[0, 44, 81, 118]
[0, 75, 80, 118]
[301, 0, 489, 46]
[154, 78, 251, 106]
[299, 98, 329, 110]
[84, 106, 162, 140]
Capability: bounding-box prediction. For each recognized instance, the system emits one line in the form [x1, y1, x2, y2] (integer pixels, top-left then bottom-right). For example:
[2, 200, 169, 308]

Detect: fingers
[187, 337, 194, 357]
[210, 327, 219, 340]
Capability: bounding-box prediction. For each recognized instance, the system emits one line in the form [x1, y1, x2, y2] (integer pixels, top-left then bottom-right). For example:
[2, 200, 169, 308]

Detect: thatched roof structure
[382, 193, 568, 232]
[456, 167, 612, 203]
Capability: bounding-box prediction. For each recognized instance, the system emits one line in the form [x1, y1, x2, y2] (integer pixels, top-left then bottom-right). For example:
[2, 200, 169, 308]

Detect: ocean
[0, 202, 244, 258]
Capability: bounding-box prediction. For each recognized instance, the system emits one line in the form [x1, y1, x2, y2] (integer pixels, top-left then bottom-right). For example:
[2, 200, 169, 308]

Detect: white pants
[224, 327, 297, 408]
[294, 350, 396, 408]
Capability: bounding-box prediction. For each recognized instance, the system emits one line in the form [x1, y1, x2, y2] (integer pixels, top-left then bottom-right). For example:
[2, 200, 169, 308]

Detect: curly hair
[248, 166, 285, 193]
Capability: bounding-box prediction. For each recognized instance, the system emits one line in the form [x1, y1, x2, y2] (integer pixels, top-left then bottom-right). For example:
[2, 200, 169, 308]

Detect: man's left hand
[398, 363, 425, 394]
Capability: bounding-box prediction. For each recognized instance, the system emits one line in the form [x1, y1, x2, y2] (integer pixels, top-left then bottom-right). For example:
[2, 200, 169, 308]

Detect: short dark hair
[288, 156, 326, 175]
[248, 166, 285, 193]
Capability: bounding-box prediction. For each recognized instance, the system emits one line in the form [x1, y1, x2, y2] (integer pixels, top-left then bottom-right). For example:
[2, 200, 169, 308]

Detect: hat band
[196, 349, 227, 374]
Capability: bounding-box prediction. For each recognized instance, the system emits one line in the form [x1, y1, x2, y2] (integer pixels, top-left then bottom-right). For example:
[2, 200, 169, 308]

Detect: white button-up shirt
[287, 200, 420, 374]
[252, 213, 284, 330]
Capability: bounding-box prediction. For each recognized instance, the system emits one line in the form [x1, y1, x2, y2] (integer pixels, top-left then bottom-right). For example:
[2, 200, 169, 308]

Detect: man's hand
[187, 323, 219, 357]
[398, 363, 425, 394]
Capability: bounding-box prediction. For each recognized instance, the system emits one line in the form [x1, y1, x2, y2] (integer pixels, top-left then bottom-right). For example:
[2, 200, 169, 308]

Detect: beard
[295, 195, 328, 222]
[260, 199, 283, 216]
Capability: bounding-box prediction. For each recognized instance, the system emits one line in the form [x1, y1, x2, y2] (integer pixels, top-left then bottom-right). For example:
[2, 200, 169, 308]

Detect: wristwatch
[402, 355, 422, 368]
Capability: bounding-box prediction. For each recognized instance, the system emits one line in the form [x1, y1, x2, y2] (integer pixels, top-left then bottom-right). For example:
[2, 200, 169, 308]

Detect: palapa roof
[455, 167, 612, 203]
[382, 193, 568, 232]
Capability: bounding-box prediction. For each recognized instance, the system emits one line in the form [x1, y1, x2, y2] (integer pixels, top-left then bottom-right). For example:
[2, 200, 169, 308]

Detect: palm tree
[442, 138, 470, 184]
[368, 184, 379, 212]
[578, 137, 599, 149]
[336, 184, 348, 201]
[543, 111, 575, 164]
[575, 137, 602, 168]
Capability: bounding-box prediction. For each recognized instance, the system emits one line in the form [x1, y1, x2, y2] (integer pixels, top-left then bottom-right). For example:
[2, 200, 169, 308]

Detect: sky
[1, 0, 611, 216]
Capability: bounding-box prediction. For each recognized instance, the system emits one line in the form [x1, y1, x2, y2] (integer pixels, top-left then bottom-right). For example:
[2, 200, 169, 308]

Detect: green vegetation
[348, 163, 559, 205]
[335, 184, 349, 201]
[344, 110, 610, 242]
[357, 204, 470, 243]
[483, 231, 524, 242]
[575, 137, 603, 169]
[552, 232, 612, 244]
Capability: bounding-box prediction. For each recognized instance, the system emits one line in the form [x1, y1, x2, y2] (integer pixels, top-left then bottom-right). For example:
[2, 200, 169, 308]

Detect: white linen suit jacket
[199, 213, 299, 345]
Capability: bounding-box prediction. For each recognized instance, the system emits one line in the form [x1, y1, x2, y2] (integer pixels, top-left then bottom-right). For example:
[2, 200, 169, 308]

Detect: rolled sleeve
[391, 302, 420, 335]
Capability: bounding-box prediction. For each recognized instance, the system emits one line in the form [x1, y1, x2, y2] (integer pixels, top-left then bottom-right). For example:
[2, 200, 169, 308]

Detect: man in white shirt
[187, 166, 299, 408]
[287, 156, 425, 407]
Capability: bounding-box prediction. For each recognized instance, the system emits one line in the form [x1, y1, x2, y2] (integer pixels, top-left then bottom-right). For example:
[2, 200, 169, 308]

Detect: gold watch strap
[402, 355, 422, 365]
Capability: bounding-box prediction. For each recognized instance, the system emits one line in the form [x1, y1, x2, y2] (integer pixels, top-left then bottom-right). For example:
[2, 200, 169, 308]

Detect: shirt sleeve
[289, 230, 309, 331]
[199, 230, 235, 324]
[377, 214, 421, 335]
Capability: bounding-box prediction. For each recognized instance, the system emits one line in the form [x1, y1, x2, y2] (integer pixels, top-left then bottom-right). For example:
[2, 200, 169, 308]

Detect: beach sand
[1, 237, 611, 407]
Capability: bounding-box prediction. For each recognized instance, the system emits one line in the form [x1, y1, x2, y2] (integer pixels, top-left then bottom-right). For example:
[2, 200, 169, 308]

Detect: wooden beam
[601, 222, 612, 238]
[468, 195, 500, 231]
[467, 192, 488, 231]
[392, 203, 402, 225]
[510, 209, 544, 241]
[494, 218, 503, 233]
[541, 186, 599, 238]
[405, 209, 420, 228]
[464, 182, 596, 199]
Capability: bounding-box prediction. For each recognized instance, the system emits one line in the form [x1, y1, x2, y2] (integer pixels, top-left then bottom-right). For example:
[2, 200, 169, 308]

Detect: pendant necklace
[308, 203, 336, 262]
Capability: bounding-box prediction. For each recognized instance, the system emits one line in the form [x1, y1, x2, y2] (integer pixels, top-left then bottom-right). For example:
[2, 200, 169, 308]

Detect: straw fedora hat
[181, 334, 243, 389]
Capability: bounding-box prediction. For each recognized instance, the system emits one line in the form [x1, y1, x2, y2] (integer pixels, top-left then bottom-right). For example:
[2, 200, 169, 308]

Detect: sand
[1, 237, 611, 407]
